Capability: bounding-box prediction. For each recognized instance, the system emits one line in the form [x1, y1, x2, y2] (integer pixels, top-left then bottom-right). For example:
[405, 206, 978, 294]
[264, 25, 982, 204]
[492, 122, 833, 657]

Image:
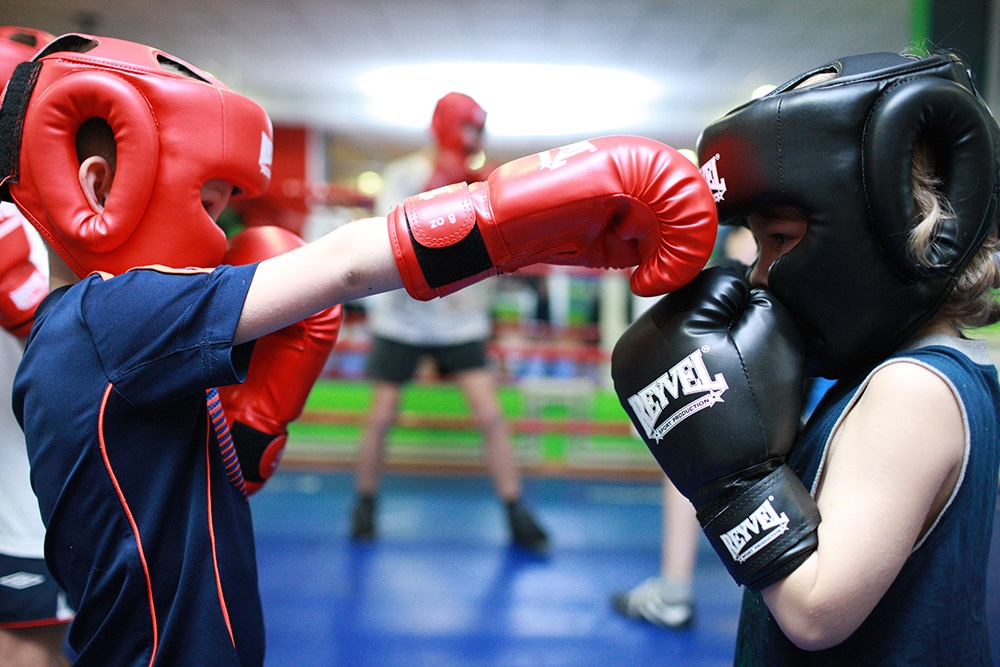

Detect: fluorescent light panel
[358, 62, 663, 137]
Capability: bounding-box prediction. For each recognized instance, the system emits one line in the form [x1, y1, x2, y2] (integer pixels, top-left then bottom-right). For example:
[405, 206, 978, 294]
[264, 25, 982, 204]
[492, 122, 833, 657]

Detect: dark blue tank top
[734, 336, 1000, 666]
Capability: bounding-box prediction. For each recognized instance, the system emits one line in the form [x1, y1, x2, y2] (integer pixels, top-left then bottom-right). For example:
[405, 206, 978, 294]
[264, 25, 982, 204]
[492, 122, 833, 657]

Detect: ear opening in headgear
[34, 34, 98, 59]
[908, 137, 957, 268]
[155, 54, 211, 83]
[865, 75, 998, 281]
[75, 117, 116, 171]
[22, 69, 158, 257]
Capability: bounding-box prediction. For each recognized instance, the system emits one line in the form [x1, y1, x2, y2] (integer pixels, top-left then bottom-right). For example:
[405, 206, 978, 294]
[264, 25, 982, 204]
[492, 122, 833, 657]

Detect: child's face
[746, 206, 807, 288]
[459, 121, 485, 156]
[201, 179, 235, 221]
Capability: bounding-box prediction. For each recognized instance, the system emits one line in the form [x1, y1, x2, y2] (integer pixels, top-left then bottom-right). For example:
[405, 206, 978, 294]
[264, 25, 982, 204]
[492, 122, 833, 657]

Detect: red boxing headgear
[431, 92, 486, 154]
[0, 34, 273, 277]
[0, 27, 53, 83]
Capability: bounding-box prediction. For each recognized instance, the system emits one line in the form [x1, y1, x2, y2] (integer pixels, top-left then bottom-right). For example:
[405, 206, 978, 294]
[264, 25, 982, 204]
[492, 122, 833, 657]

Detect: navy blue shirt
[734, 337, 1000, 666]
[13, 264, 263, 666]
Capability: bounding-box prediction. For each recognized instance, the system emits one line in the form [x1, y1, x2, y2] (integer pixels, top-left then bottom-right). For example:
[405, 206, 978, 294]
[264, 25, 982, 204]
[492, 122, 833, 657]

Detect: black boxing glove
[612, 264, 819, 591]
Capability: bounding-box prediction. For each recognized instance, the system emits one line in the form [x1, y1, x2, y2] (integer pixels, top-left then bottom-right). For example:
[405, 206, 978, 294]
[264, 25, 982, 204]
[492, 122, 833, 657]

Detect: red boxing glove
[218, 226, 342, 493]
[0, 209, 48, 338]
[388, 135, 718, 300]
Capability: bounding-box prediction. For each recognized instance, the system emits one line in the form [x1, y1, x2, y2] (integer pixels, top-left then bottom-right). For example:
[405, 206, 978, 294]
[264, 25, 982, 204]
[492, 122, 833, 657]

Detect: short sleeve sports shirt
[13, 263, 265, 667]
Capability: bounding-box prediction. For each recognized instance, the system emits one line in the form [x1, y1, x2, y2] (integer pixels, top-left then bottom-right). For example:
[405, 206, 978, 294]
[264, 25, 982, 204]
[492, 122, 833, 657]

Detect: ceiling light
[357, 62, 663, 137]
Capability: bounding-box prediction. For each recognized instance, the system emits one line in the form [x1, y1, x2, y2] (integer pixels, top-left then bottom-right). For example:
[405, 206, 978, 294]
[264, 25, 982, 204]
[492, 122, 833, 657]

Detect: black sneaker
[507, 501, 549, 555]
[350, 495, 376, 541]
[611, 577, 694, 629]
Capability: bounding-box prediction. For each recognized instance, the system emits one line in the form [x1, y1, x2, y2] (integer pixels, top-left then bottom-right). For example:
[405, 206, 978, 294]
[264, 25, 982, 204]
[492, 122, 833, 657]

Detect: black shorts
[366, 336, 487, 384]
[0, 553, 73, 627]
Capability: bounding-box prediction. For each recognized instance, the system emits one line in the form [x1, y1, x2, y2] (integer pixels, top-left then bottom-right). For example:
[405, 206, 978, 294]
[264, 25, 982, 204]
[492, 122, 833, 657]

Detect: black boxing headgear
[697, 52, 1000, 378]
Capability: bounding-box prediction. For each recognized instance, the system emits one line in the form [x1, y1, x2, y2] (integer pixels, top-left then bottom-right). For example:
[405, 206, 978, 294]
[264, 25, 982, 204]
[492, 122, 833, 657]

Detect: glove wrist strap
[699, 464, 820, 591]
[388, 184, 495, 299]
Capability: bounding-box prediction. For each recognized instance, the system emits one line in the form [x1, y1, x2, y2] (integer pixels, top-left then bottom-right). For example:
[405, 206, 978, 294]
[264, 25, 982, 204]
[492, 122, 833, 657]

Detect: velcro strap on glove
[387, 183, 495, 299]
[698, 464, 820, 591]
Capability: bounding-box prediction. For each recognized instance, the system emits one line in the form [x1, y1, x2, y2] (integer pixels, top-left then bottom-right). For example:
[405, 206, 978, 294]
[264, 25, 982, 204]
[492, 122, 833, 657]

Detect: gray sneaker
[611, 577, 693, 629]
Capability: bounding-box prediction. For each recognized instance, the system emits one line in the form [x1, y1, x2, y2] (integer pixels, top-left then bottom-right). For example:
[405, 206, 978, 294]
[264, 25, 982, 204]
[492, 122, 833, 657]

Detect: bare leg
[350, 380, 402, 540]
[354, 381, 402, 496]
[662, 475, 699, 589]
[454, 367, 548, 553]
[454, 367, 520, 501]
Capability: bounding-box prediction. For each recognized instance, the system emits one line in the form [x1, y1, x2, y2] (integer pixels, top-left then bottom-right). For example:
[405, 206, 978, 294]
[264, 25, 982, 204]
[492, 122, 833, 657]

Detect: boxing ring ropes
[301, 336, 628, 434]
[291, 266, 661, 476]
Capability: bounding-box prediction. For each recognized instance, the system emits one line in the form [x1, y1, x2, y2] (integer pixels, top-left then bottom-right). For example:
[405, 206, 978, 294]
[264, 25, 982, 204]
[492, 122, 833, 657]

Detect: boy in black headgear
[613, 50, 1000, 665]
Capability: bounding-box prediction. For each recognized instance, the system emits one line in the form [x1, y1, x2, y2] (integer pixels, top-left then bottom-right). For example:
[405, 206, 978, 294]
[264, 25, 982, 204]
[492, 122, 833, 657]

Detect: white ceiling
[3, 0, 916, 164]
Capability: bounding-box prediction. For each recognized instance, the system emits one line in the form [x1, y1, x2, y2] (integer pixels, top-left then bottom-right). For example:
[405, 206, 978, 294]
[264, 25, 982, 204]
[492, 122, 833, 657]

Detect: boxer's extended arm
[237, 136, 717, 345]
[389, 134, 716, 300]
[235, 216, 398, 345]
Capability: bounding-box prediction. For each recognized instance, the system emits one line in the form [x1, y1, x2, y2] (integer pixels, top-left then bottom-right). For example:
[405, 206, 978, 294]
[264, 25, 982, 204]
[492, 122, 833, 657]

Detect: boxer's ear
[78, 156, 113, 211]
[23, 70, 158, 254]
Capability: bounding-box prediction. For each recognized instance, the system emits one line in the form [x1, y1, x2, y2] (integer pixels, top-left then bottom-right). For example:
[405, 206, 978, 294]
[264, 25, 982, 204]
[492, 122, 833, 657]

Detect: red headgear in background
[430, 92, 486, 155]
[0, 33, 273, 277]
[424, 92, 490, 190]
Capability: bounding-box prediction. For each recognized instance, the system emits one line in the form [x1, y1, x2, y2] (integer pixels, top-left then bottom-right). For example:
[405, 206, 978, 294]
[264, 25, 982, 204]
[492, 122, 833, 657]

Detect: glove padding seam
[730, 322, 771, 460]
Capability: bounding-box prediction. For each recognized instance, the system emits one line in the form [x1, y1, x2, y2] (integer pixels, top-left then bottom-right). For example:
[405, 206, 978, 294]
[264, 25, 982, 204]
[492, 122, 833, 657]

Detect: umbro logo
[0, 571, 45, 590]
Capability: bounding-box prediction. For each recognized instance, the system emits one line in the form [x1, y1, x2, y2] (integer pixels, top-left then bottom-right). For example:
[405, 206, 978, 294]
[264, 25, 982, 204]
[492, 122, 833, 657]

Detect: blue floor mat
[251, 469, 742, 667]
